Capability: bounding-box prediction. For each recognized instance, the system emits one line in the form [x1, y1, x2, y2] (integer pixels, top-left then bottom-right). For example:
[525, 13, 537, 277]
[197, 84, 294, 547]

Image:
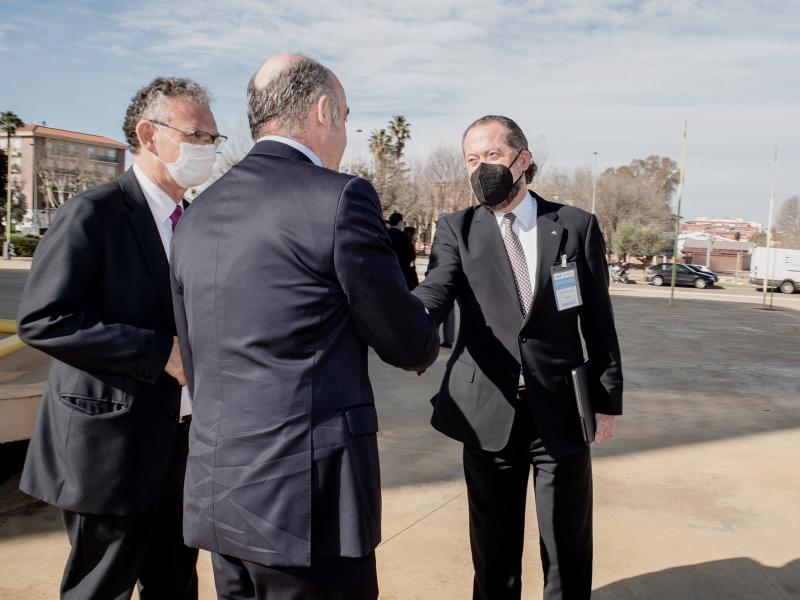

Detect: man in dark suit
[413, 116, 623, 600]
[170, 54, 439, 600]
[387, 212, 417, 290]
[16, 77, 222, 600]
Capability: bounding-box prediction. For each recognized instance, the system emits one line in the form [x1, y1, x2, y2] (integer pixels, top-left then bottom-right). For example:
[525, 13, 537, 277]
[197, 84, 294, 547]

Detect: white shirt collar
[132, 163, 181, 225]
[257, 135, 322, 167]
[494, 191, 537, 230]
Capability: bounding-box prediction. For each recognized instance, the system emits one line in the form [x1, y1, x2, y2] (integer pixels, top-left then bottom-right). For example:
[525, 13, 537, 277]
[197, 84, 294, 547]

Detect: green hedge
[9, 235, 41, 257]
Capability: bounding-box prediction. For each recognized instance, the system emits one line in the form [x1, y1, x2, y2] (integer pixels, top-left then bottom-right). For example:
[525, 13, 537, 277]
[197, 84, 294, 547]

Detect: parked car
[686, 264, 719, 282]
[645, 263, 716, 289]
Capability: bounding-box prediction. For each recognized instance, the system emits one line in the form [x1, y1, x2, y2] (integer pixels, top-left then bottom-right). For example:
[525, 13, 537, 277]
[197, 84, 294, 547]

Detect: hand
[594, 413, 616, 444]
[164, 337, 187, 386]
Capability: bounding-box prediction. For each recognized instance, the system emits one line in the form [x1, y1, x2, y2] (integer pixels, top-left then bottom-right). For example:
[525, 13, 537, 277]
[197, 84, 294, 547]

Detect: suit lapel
[525, 197, 564, 324]
[119, 169, 175, 326]
[472, 206, 523, 312]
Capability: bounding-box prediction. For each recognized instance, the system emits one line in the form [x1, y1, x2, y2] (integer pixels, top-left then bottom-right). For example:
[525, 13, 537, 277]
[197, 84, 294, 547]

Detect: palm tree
[368, 129, 394, 167]
[387, 116, 411, 158]
[1, 111, 24, 250]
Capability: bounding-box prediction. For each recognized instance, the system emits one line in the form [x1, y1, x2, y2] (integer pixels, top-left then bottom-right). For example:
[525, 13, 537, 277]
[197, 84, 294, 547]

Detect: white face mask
[151, 124, 217, 188]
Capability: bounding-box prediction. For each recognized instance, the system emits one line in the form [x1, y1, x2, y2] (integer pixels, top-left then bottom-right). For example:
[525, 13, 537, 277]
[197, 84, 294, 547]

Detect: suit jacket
[170, 140, 439, 567]
[387, 227, 417, 290]
[17, 168, 182, 515]
[413, 194, 623, 459]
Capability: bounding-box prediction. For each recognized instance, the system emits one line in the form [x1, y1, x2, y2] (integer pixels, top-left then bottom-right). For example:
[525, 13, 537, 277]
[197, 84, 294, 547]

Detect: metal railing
[0, 320, 27, 359]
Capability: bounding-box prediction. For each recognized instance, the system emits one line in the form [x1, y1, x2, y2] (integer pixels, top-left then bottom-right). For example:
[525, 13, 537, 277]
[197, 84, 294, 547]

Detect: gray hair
[247, 56, 339, 140]
[124, 77, 211, 154]
[462, 115, 538, 184]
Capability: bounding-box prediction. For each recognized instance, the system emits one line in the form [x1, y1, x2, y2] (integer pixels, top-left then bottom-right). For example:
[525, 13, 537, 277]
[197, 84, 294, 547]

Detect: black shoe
[441, 342, 453, 348]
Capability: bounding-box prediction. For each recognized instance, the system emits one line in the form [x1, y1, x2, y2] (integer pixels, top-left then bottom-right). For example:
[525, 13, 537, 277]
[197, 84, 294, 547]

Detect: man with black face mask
[413, 115, 623, 600]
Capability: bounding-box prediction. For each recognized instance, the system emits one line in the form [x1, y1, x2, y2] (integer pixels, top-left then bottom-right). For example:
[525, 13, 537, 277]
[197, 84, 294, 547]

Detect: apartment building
[2, 124, 127, 230]
[682, 216, 762, 241]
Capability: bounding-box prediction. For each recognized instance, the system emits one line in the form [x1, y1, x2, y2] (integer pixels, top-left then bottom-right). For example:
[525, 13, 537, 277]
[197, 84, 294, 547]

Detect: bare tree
[410, 145, 472, 244]
[596, 167, 671, 242]
[423, 145, 471, 213]
[534, 164, 593, 210]
[211, 119, 254, 182]
[34, 143, 109, 225]
[776, 196, 800, 249]
[527, 134, 549, 185]
[533, 155, 675, 245]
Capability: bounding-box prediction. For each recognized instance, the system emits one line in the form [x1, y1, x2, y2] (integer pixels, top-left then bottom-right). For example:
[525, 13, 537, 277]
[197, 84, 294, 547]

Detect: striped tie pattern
[503, 212, 533, 317]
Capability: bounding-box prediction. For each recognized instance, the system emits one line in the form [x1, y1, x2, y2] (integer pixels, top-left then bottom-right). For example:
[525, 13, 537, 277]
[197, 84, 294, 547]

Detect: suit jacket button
[518, 336, 527, 343]
[511, 372, 518, 379]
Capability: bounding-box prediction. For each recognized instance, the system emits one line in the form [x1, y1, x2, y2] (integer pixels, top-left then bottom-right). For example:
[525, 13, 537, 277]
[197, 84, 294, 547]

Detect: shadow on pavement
[374, 294, 800, 486]
[0, 271, 28, 320]
[3, 286, 800, 533]
[0, 474, 60, 539]
[593, 557, 800, 599]
[595, 295, 800, 458]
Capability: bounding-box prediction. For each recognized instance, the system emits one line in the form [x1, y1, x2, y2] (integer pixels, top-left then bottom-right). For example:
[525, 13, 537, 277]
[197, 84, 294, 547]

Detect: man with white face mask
[16, 77, 221, 600]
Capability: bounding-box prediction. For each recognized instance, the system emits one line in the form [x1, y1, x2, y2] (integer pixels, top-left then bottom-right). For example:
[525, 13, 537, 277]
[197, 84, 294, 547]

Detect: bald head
[252, 53, 306, 89]
[247, 54, 342, 140]
[247, 54, 349, 170]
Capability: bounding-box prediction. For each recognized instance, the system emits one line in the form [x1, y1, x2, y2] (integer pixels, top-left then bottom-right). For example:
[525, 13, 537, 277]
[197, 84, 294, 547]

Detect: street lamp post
[762, 147, 777, 309]
[591, 152, 597, 214]
[669, 121, 688, 307]
[348, 129, 363, 174]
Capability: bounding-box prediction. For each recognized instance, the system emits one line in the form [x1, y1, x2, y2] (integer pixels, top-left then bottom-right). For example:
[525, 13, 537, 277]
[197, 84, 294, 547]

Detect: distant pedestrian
[404, 226, 420, 290]
[387, 212, 417, 291]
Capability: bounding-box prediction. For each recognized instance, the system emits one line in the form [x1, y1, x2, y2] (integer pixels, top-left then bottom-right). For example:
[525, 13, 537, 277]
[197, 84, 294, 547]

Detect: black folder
[571, 361, 596, 445]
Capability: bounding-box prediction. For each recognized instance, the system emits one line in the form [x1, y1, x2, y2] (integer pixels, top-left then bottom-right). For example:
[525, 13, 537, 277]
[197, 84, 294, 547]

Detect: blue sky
[2, 0, 799, 224]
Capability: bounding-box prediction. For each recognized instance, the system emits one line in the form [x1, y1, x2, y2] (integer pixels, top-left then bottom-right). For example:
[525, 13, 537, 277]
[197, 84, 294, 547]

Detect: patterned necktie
[503, 212, 533, 317]
[170, 205, 183, 232]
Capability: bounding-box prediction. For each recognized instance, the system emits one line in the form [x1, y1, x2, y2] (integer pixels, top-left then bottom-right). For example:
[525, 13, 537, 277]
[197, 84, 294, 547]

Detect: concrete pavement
[1, 276, 800, 597]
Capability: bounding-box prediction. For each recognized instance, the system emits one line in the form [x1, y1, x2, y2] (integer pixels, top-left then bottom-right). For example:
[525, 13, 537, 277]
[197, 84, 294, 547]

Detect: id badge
[550, 255, 583, 311]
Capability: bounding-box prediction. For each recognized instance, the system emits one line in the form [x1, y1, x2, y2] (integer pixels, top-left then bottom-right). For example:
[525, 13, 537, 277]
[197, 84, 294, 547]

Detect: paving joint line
[377, 489, 467, 548]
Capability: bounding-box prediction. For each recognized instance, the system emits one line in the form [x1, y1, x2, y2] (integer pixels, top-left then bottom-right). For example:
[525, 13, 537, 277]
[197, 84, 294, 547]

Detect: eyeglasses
[150, 121, 227, 149]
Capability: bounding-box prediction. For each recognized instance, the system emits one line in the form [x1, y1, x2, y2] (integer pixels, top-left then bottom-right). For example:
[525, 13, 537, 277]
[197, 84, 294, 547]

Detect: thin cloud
[3, 0, 799, 221]
[111, 1, 800, 113]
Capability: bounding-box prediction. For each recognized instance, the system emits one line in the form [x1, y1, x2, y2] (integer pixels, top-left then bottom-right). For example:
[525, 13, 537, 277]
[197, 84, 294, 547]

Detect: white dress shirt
[494, 191, 538, 388]
[257, 135, 322, 167]
[132, 163, 192, 417]
[494, 191, 538, 300]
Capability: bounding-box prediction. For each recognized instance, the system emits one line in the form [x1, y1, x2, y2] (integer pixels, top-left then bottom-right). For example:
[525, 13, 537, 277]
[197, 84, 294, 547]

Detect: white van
[750, 247, 800, 294]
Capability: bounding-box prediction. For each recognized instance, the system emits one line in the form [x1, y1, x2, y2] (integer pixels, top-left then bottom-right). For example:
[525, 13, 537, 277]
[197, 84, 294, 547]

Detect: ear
[519, 149, 532, 170]
[136, 120, 156, 154]
[316, 95, 332, 130]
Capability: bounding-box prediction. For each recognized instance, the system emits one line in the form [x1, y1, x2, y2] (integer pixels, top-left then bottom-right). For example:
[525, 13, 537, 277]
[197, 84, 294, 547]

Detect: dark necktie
[503, 212, 533, 317]
[170, 205, 183, 232]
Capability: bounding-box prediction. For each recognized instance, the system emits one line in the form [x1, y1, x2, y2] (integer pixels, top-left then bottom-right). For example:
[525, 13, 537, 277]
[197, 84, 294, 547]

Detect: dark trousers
[211, 552, 379, 600]
[463, 397, 593, 600]
[60, 424, 198, 600]
[441, 308, 456, 345]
